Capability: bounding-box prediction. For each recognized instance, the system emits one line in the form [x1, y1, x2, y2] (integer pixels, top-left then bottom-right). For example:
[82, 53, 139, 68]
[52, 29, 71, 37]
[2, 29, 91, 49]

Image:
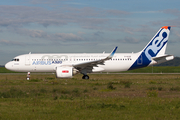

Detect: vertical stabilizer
[129, 26, 171, 70]
[142, 26, 171, 60]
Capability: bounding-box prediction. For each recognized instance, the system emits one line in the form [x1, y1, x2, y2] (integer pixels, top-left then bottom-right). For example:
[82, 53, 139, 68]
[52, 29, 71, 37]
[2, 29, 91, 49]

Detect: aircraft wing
[73, 47, 118, 72]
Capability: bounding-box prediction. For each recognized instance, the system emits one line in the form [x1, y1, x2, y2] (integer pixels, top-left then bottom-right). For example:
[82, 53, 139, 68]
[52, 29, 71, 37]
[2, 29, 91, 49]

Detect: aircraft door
[70, 57, 76, 63]
[25, 55, 31, 65]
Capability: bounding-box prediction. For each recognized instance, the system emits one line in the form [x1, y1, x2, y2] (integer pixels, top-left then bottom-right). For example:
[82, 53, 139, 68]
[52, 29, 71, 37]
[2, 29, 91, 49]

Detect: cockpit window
[12, 58, 20, 61]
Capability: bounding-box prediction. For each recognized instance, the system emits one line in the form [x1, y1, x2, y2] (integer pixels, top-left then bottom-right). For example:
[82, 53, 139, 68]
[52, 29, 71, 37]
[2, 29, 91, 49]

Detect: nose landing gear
[26, 72, 30, 80]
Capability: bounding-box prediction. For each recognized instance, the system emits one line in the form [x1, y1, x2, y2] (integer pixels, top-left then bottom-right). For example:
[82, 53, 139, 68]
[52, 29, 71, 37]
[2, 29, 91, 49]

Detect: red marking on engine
[62, 70, 69, 73]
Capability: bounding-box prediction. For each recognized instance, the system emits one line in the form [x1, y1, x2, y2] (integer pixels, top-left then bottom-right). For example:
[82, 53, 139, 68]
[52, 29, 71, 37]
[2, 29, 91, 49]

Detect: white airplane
[5, 26, 174, 79]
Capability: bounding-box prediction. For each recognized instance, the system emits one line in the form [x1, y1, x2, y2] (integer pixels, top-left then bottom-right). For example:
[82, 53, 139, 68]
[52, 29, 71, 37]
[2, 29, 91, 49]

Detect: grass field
[1, 73, 180, 119]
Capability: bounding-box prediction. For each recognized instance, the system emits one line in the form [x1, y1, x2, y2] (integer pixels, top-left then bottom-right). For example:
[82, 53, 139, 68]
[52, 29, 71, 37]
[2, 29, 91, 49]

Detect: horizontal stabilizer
[151, 55, 174, 65]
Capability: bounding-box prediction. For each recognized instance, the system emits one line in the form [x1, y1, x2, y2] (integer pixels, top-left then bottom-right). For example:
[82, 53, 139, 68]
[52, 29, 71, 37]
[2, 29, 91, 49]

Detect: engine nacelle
[56, 67, 78, 78]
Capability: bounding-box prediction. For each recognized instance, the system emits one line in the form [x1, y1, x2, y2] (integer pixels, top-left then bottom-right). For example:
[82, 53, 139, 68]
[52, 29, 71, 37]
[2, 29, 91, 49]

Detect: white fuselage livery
[6, 52, 142, 73]
[5, 26, 174, 79]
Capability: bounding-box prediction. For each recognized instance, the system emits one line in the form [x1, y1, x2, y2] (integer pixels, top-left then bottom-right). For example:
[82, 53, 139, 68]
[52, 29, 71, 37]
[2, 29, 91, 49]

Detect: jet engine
[56, 66, 78, 78]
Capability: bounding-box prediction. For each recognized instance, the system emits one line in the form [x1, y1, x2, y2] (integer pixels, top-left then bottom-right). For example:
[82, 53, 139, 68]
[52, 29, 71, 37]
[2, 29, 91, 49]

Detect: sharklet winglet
[107, 46, 118, 59]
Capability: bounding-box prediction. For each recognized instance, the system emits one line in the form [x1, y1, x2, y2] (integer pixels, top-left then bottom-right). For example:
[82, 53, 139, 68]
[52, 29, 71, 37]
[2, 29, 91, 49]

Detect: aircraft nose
[5, 62, 13, 70]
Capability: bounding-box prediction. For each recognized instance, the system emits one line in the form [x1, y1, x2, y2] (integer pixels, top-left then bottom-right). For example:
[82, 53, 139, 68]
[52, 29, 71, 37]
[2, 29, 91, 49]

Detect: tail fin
[142, 26, 171, 60]
[129, 26, 171, 70]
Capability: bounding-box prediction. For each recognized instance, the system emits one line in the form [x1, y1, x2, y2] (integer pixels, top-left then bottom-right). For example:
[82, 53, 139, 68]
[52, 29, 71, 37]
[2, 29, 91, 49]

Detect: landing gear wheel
[82, 75, 89, 79]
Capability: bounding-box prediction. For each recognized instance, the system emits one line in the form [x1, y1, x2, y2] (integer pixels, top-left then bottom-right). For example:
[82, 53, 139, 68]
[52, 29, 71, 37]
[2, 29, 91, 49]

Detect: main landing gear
[82, 75, 89, 79]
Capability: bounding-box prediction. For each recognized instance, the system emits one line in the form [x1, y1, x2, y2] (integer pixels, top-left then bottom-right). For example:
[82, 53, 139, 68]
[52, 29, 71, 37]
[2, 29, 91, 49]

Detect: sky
[1, 0, 180, 65]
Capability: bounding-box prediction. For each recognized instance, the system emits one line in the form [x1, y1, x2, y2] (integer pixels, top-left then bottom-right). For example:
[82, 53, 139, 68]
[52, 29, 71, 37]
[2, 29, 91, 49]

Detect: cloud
[132, 11, 163, 14]
[0, 39, 24, 46]
[8, 28, 83, 42]
[55, 33, 83, 41]
[0, 6, 68, 27]
[111, 25, 153, 35]
[163, 9, 180, 15]
[106, 10, 130, 16]
[0, 39, 48, 47]
[0, 5, 130, 29]
[65, 2, 88, 6]
[117, 36, 140, 44]
[30, 0, 67, 4]
[13, 28, 49, 38]
[156, 9, 180, 27]
[94, 31, 104, 36]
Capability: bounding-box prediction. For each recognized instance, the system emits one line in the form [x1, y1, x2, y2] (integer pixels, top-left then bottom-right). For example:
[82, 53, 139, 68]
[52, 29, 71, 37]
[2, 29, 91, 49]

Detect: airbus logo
[32, 61, 62, 65]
